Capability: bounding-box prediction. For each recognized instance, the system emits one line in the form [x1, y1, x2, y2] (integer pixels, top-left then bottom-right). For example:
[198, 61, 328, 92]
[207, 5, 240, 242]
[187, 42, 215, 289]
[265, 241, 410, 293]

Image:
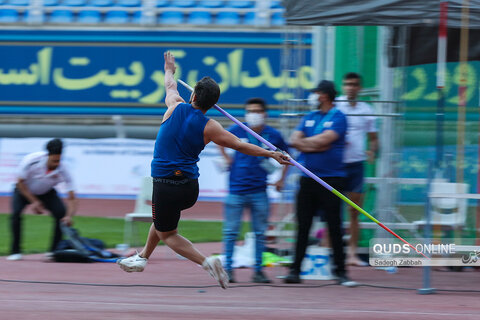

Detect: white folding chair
[124, 176, 153, 246]
[414, 181, 469, 233]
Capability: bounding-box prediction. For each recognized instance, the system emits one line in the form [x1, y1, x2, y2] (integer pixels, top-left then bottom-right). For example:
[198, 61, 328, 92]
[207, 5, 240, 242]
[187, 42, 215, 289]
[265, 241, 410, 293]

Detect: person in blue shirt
[117, 51, 291, 290]
[284, 80, 356, 287]
[219, 98, 289, 283]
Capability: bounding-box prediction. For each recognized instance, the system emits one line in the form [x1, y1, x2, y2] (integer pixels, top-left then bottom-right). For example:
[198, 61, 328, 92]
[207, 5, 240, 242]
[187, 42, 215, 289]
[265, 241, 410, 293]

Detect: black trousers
[10, 188, 66, 254]
[290, 176, 346, 277]
[152, 177, 199, 232]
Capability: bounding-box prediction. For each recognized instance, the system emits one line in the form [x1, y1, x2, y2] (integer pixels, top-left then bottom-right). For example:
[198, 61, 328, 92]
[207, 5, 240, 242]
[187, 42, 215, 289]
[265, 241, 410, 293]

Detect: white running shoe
[6, 253, 22, 261]
[116, 253, 148, 272]
[202, 256, 229, 289]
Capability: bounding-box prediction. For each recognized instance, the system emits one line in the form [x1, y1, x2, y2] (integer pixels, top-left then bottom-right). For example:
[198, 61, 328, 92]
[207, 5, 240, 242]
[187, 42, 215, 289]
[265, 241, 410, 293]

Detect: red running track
[1, 196, 480, 319]
[1, 242, 480, 320]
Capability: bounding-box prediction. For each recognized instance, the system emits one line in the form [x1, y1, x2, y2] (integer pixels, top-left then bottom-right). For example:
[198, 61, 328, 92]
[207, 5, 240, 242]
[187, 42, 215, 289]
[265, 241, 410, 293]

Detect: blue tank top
[151, 103, 209, 179]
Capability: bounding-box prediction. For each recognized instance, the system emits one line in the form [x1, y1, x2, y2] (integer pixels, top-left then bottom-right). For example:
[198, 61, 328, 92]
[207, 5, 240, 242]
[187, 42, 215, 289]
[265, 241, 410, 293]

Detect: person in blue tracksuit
[219, 97, 289, 284]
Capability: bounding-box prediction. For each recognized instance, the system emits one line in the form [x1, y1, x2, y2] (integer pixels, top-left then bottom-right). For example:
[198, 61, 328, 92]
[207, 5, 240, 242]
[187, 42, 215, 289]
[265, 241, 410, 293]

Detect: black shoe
[283, 270, 301, 284]
[227, 270, 236, 283]
[337, 275, 358, 287]
[252, 270, 271, 283]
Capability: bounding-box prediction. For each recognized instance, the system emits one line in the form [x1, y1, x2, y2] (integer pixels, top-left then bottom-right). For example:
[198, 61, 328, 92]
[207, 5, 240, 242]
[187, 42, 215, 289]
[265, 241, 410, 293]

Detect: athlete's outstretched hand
[269, 151, 291, 166]
[164, 51, 176, 74]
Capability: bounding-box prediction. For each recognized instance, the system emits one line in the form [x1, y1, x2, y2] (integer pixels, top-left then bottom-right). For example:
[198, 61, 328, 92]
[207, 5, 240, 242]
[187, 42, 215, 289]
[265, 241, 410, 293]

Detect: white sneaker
[116, 253, 148, 272]
[337, 275, 359, 287]
[6, 253, 22, 261]
[202, 256, 228, 289]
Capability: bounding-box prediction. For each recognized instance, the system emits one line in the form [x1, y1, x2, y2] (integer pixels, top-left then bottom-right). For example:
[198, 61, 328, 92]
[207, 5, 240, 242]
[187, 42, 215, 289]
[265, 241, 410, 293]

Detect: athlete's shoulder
[176, 102, 190, 109]
[204, 118, 220, 129]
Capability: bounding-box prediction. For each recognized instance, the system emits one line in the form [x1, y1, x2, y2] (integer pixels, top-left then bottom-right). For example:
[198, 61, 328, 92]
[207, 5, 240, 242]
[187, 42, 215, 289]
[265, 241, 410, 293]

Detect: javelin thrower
[116, 51, 291, 289]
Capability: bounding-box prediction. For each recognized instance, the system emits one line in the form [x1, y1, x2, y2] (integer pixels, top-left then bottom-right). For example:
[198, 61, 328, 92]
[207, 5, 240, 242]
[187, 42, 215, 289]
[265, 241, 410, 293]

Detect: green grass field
[1, 204, 475, 256]
[0, 214, 250, 256]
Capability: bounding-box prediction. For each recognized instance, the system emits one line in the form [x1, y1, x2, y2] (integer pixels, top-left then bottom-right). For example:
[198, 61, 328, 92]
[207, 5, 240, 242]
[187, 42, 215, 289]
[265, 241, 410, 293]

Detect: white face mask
[245, 112, 265, 128]
[308, 92, 320, 108]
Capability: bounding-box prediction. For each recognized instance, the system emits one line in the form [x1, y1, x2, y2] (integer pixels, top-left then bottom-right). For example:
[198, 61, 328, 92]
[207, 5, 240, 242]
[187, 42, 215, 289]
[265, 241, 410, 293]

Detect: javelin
[178, 79, 427, 258]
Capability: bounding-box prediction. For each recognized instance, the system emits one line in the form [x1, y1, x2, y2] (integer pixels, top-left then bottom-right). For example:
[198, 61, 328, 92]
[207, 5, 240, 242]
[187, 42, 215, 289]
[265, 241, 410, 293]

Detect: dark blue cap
[310, 80, 337, 99]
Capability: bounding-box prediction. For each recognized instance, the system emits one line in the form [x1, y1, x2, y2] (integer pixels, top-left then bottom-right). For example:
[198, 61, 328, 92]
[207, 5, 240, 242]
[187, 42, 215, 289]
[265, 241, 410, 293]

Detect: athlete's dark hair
[194, 77, 220, 111]
[245, 97, 267, 111]
[46, 138, 63, 155]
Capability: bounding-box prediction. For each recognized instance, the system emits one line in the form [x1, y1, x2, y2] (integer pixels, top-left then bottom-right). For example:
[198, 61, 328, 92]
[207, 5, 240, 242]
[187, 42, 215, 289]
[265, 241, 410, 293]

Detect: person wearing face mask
[284, 80, 356, 287]
[6, 138, 78, 261]
[219, 97, 289, 283]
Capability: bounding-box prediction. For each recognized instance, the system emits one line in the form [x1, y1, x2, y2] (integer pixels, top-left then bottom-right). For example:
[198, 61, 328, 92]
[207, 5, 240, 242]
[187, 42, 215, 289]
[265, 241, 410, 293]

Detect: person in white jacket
[7, 138, 77, 261]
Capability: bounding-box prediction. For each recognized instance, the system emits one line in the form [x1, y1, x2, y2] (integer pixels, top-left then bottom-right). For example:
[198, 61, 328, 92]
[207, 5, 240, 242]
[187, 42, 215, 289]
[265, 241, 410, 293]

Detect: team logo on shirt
[305, 120, 315, 127]
[324, 121, 333, 128]
[174, 170, 183, 176]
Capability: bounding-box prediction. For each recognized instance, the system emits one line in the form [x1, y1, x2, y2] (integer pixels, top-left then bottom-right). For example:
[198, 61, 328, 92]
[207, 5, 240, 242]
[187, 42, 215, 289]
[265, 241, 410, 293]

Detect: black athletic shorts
[151, 176, 199, 232]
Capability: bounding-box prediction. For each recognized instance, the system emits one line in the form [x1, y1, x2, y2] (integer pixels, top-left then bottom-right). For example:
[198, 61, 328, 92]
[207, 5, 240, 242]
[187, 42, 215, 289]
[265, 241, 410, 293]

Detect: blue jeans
[223, 191, 270, 272]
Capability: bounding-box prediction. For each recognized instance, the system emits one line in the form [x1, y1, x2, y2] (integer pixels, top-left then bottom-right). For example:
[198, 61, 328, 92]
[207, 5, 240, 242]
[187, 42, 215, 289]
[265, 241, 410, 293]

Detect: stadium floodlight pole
[178, 79, 427, 258]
